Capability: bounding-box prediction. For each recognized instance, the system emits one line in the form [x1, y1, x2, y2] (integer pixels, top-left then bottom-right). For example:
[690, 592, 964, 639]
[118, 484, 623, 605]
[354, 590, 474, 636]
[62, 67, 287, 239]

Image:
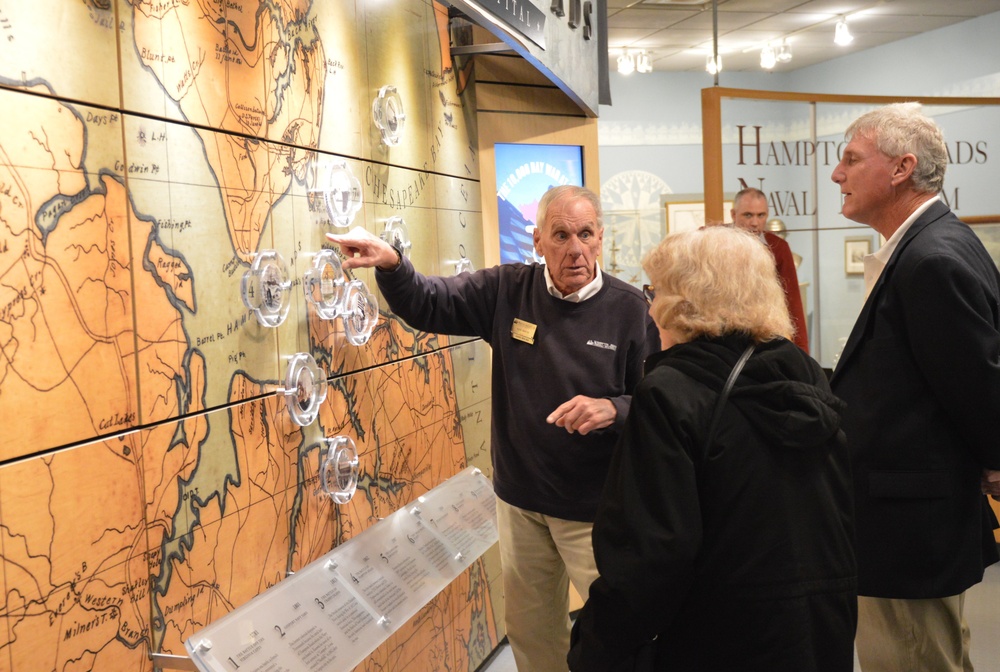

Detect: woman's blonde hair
[642, 226, 793, 344]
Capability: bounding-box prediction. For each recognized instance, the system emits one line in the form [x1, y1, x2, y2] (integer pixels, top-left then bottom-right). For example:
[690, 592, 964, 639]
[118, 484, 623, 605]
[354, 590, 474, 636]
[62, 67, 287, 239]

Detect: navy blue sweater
[377, 259, 660, 521]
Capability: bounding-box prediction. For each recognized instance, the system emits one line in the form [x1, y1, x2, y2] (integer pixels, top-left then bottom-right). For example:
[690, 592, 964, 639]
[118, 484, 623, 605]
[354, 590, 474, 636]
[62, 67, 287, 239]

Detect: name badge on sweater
[511, 318, 536, 344]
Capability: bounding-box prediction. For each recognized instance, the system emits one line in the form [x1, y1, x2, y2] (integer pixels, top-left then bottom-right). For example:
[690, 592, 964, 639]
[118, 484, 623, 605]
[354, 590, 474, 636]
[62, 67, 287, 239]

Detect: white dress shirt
[863, 195, 941, 300]
[543, 263, 604, 302]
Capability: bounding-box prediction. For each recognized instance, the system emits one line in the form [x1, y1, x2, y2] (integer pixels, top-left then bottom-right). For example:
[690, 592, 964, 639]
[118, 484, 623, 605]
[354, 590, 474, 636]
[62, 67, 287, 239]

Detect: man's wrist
[377, 244, 402, 272]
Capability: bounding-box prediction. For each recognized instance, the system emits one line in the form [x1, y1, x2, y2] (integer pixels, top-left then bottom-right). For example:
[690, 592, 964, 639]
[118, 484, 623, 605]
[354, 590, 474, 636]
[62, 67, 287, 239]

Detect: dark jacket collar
[830, 199, 950, 384]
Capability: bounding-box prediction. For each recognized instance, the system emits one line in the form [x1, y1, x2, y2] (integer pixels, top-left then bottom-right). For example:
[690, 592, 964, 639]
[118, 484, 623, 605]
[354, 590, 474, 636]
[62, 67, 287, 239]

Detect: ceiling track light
[834, 17, 854, 46]
[705, 53, 722, 75]
[760, 43, 776, 69]
[744, 37, 792, 68]
[616, 49, 652, 75]
[636, 51, 653, 73]
[617, 50, 635, 75]
[776, 39, 792, 63]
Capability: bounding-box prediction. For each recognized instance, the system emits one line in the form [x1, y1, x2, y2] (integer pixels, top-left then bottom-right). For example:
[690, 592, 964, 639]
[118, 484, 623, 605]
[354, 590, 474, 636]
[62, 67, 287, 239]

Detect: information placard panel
[185, 467, 497, 672]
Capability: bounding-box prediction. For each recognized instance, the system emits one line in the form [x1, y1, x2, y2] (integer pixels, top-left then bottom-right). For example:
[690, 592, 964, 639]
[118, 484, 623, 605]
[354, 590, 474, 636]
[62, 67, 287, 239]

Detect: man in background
[830, 102, 1000, 671]
[328, 185, 659, 672]
[731, 187, 809, 352]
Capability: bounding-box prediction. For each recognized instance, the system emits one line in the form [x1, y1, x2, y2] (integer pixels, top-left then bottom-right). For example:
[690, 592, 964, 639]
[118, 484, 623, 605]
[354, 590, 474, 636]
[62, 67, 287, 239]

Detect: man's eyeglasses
[642, 284, 655, 305]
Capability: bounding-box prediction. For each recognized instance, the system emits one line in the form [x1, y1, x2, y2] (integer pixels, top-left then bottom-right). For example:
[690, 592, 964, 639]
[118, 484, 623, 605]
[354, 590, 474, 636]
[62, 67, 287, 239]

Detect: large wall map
[0, 1, 499, 671]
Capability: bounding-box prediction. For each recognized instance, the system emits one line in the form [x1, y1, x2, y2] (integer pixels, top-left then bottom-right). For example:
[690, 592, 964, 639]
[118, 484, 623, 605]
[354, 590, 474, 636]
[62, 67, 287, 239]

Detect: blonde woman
[569, 226, 857, 672]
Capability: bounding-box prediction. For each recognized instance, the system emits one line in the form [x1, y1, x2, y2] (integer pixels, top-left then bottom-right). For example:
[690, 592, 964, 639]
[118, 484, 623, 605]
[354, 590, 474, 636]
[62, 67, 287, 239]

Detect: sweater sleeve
[375, 257, 500, 340]
[605, 294, 661, 431]
[568, 372, 702, 671]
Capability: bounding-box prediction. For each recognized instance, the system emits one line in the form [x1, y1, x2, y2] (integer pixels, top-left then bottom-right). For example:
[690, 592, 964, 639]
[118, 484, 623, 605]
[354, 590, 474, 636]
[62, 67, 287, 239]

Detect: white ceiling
[608, 0, 1000, 73]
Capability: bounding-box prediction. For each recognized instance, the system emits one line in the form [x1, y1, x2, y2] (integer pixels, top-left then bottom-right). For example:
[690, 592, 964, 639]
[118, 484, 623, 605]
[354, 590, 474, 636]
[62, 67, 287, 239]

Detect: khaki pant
[496, 499, 600, 672]
[857, 594, 973, 672]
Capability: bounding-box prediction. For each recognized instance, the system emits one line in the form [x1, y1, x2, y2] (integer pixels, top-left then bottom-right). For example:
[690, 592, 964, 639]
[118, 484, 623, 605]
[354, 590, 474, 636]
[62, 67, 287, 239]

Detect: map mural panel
[437, 177, 485, 280]
[0, 433, 153, 671]
[0, 0, 500, 670]
[0, 89, 139, 459]
[365, 0, 432, 173]
[312, 0, 368, 159]
[424, 0, 479, 181]
[0, 1, 120, 109]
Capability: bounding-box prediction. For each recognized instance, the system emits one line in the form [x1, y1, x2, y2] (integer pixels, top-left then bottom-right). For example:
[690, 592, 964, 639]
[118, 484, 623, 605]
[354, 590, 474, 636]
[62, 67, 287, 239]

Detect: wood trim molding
[701, 88, 1000, 223]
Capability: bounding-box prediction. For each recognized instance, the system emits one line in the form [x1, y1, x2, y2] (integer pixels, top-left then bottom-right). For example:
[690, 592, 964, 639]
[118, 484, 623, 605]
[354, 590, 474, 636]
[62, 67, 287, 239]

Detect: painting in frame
[665, 200, 733, 234]
[844, 236, 872, 275]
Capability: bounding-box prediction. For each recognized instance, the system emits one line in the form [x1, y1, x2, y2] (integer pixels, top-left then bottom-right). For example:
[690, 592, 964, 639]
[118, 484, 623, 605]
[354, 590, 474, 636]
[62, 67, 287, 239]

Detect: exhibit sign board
[184, 467, 497, 672]
[450, 0, 605, 115]
[483, 0, 547, 49]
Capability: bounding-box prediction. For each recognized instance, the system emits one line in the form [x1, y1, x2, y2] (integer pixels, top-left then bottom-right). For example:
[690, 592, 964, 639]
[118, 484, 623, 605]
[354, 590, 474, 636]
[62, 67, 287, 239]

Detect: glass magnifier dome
[381, 216, 412, 259]
[303, 249, 346, 321]
[324, 162, 362, 228]
[320, 436, 359, 504]
[240, 249, 291, 327]
[283, 353, 327, 426]
[340, 279, 379, 346]
[372, 85, 405, 146]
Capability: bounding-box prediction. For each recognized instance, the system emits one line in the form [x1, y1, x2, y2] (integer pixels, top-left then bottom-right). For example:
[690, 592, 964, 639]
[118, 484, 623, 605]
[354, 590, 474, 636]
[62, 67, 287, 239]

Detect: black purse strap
[704, 343, 755, 454]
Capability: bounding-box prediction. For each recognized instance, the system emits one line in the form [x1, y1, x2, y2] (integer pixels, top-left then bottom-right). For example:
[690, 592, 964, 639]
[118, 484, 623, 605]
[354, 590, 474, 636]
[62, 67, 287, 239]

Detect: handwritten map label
[98, 411, 136, 431]
[158, 218, 191, 232]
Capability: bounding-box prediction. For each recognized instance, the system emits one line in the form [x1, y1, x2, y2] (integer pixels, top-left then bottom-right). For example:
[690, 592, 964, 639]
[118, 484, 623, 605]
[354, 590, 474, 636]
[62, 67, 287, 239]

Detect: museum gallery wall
[598, 11, 1000, 366]
[0, 1, 500, 671]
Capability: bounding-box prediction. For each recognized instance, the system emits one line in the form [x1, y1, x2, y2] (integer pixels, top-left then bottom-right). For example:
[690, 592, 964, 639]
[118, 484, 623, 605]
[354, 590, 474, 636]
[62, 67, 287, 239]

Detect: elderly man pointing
[328, 185, 659, 672]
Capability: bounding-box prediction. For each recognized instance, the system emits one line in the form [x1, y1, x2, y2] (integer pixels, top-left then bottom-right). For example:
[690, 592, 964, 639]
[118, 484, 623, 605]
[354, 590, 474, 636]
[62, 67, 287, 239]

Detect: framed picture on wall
[844, 237, 872, 275]
[665, 200, 733, 234]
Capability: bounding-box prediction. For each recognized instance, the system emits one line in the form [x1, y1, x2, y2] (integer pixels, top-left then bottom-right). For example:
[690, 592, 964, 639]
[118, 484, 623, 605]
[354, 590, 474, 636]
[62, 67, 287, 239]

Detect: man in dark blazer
[830, 103, 1000, 671]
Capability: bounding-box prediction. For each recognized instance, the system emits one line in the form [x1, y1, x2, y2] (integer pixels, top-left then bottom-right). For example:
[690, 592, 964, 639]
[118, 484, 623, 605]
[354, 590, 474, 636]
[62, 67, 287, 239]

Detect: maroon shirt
[764, 231, 809, 353]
